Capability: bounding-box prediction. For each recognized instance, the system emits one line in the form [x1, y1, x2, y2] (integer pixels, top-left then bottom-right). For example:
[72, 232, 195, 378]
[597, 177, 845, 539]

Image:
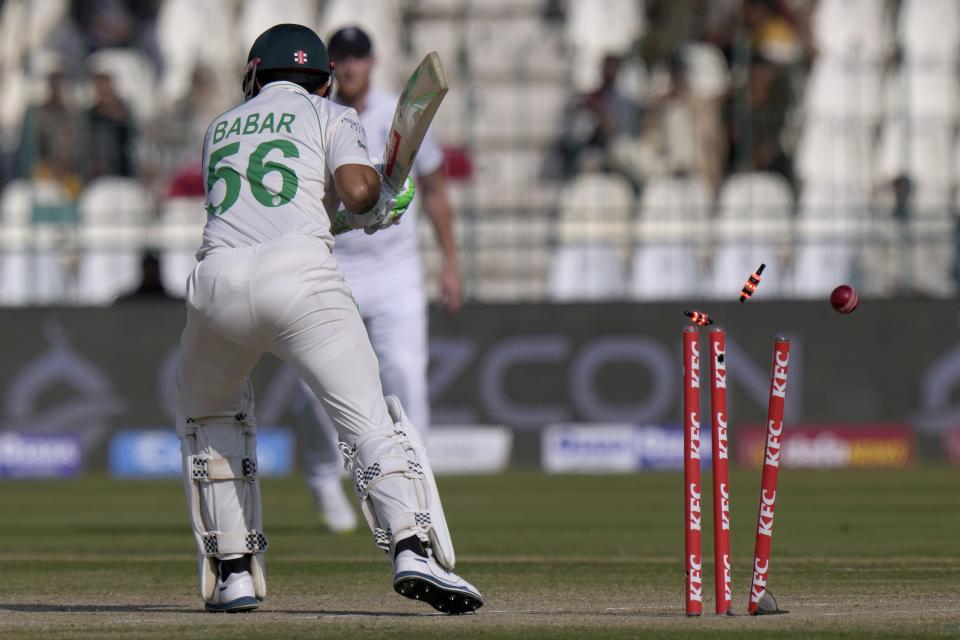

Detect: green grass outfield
[1, 468, 958, 639]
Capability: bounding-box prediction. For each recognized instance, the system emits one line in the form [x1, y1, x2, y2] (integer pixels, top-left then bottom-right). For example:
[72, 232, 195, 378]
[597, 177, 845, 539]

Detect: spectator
[113, 252, 173, 302]
[744, 0, 804, 66]
[56, 0, 163, 74]
[556, 54, 638, 177]
[723, 48, 795, 177]
[140, 64, 232, 200]
[610, 51, 727, 189]
[86, 71, 134, 180]
[611, 54, 694, 184]
[23, 71, 84, 198]
[637, 0, 698, 67]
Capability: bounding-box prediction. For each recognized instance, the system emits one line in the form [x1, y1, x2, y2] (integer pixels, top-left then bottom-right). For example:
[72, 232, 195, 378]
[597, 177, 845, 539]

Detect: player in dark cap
[293, 24, 463, 563]
[177, 22, 482, 615]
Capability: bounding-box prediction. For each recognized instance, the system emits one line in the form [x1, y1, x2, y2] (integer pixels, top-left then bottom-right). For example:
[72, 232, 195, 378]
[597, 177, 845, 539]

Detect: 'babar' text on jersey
[213, 112, 297, 144]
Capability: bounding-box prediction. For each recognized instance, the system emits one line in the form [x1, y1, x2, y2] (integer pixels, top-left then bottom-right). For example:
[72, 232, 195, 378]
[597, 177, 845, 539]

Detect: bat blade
[382, 51, 448, 191]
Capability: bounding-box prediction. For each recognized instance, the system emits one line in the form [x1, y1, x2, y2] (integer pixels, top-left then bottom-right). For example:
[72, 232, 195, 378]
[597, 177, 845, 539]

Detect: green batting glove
[365, 177, 415, 235]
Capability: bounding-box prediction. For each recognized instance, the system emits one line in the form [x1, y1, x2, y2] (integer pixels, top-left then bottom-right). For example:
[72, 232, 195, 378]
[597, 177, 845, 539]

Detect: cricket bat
[382, 51, 449, 191]
[331, 52, 448, 234]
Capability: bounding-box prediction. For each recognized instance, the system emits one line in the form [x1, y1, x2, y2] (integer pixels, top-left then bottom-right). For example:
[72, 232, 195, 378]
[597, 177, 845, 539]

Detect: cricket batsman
[293, 26, 461, 534]
[176, 23, 483, 614]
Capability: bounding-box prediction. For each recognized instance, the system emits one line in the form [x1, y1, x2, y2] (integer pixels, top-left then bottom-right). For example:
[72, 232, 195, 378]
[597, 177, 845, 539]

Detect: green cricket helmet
[243, 23, 332, 98]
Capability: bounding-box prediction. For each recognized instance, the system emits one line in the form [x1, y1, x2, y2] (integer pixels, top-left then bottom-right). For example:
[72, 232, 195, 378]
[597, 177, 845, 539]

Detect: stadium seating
[1, 0, 959, 304]
[76, 178, 148, 304]
[796, 118, 876, 189]
[469, 149, 557, 211]
[0, 180, 75, 306]
[156, 197, 205, 298]
[803, 58, 884, 122]
[548, 172, 633, 300]
[320, 0, 406, 91]
[0, 179, 75, 306]
[709, 173, 793, 299]
[791, 183, 868, 297]
[899, 0, 960, 63]
[564, 0, 644, 91]
[877, 117, 956, 192]
[466, 16, 568, 82]
[630, 177, 712, 300]
[0, 0, 68, 69]
[812, 0, 892, 62]
[156, 0, 239, 106]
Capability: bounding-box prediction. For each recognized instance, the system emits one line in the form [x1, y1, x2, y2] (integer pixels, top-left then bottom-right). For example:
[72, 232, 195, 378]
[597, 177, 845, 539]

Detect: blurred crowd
[556, 0, 809, 190]
[3, 1, 235, 207]
[0, 0, 957, 304]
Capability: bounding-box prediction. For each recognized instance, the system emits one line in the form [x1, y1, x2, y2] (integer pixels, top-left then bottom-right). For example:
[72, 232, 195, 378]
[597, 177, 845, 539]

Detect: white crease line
[819, 609, 958, 617]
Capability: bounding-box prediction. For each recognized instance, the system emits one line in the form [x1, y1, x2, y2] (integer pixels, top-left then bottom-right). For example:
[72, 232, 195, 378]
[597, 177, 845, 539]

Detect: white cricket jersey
[197, 81, 373, 258]
[332, 88, 445, 276]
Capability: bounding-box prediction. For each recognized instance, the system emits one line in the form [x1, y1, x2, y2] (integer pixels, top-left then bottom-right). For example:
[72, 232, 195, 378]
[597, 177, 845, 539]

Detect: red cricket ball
[830, 284, 859, 314]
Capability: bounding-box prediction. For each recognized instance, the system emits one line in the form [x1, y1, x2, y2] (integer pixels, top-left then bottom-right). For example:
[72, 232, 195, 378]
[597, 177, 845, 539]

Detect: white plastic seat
[803, 58, 884, 122]
[467, 83, 568, 145]
[0, 0, 69, 69]
[157, 197, 205, 297]
[630, 178, 712, 300]
[907, 216, 955, 297]
[796, 119, 875, 189]
[157, 0, 238, 106]
[909, 182, 953, 219]
[239, 0, 320, 51]
[556, 172, 635, 244]
[469, 149, 557, 210]
[565, 0, 643, 91]
[409, 19, 463, 85]
[548, 172, 634, 300]
[892, 61, 960, 120]
[877, 117, 956, 189]
[548, 244, 626, 300]
[0, 179, 74, 305]
[321, 0, 405, 91]
[76, 178, 149, 304]
[0, 66, 28, 145]
[899, 0, 960, 63]
[636, 177, 712, 222]
[708, 173, 793, 299]
[792, 226, 859, 298]
[792, 191, 864, 298]
[412, 0, 468, 14]
[812, 0, 891, 61]
[467, 16, 568, 81]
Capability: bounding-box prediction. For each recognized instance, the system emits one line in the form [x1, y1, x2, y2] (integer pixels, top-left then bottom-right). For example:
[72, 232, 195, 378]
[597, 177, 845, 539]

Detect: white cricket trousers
[299, 255, 430, 486]
[178, 235, 392, 448]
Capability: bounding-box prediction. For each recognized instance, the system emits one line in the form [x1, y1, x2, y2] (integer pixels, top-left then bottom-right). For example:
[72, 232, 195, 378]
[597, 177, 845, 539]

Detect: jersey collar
[260, 81, 312, 97]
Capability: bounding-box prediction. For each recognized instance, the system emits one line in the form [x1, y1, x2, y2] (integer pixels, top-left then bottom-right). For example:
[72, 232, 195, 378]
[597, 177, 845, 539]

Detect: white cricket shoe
[314, 478, 358, 534]
[393, 549, 484, 614]
[204, 570, 259, 613]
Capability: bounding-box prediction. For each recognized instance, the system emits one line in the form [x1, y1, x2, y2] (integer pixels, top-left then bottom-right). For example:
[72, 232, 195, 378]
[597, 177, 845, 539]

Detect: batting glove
[365, 176, 415, 235]
[330, 176, 415, 236]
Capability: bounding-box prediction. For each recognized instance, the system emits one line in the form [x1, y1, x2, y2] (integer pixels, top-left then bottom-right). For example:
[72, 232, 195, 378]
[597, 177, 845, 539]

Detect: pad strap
[201, 530, 269, 557]
[354, 455, 424, 494]
[190, 454, 257, 482]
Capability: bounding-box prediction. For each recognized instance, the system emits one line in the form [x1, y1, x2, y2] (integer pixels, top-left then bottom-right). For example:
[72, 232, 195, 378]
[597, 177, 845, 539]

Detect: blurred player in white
[177, 23, 482, 614]
[294, 26, 462, 534]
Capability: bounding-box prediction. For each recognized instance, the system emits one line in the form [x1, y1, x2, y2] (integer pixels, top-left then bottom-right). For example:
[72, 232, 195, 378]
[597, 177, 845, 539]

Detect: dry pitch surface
[2, 470, 958, 639]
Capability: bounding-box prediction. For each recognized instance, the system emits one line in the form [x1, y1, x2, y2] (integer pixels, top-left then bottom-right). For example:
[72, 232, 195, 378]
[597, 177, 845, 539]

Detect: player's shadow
[0, 603, 436, 617]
